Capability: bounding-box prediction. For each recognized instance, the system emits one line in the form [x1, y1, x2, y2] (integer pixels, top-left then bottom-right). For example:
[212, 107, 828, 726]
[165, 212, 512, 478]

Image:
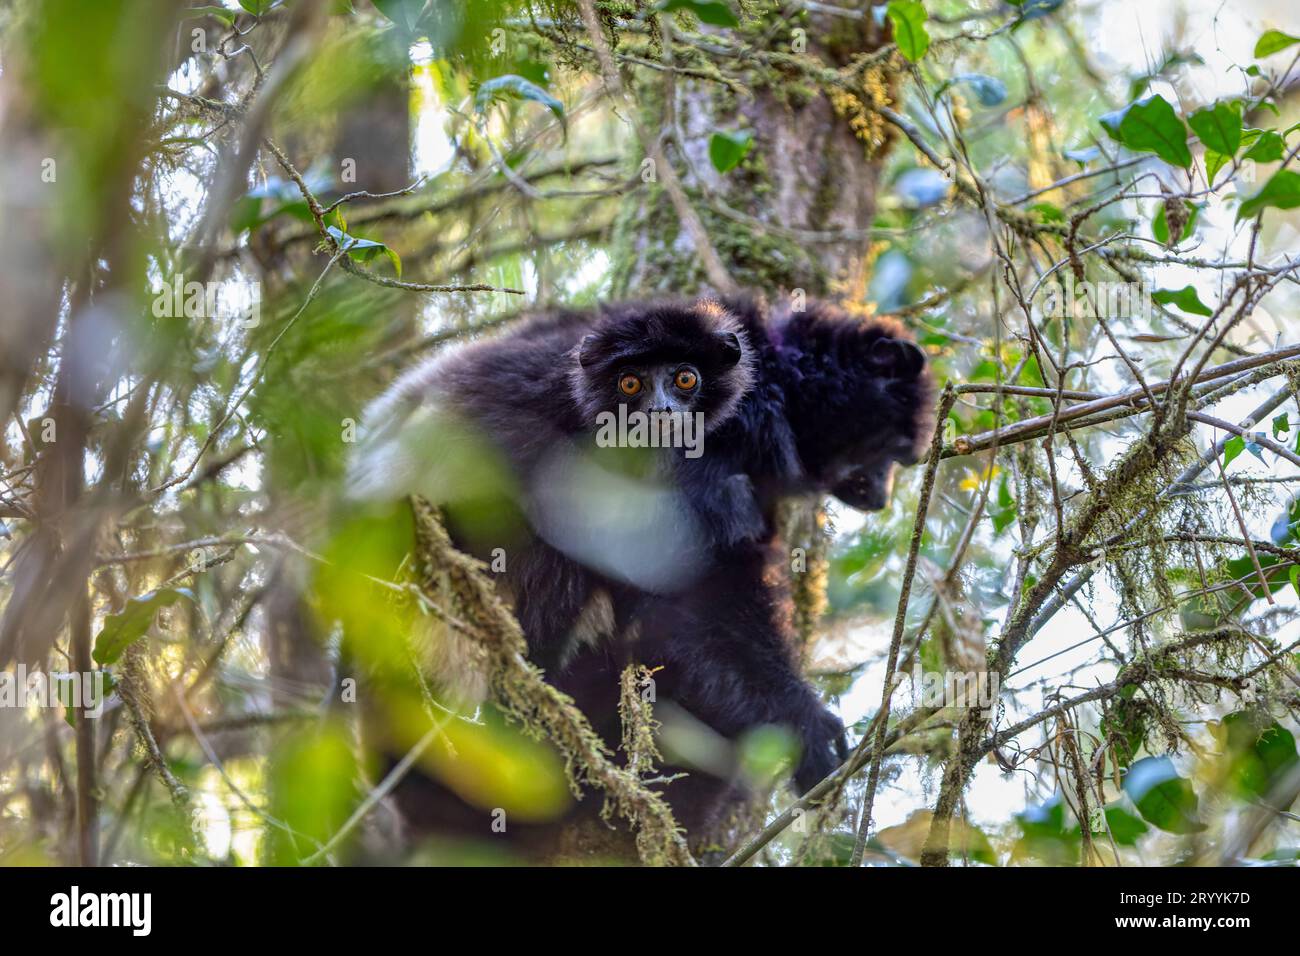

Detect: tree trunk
[613, 9, 894, 301]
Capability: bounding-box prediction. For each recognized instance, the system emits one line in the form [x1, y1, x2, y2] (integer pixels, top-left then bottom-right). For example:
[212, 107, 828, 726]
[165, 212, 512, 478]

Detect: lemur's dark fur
[549, 296, 933, 832]
[350, 301, 755, 667]
[349, 296, 933, 844]
[675, 295, 932, 544]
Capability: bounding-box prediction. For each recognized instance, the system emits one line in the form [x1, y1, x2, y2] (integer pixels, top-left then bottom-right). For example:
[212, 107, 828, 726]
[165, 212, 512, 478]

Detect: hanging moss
[406, 496, 695, 866]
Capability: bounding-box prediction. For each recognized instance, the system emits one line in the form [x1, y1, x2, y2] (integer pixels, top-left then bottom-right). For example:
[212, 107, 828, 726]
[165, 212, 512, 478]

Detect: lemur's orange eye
[675, 369, 698, 390]
[619, 374, 642, 396]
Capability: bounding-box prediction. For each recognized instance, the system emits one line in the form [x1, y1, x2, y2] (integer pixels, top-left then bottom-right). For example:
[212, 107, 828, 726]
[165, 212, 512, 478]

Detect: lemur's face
[611, 362, 706, 418]
[826, 431, 921, 511]
[570, 302, 754, 433]
[801, 333, 931, 512]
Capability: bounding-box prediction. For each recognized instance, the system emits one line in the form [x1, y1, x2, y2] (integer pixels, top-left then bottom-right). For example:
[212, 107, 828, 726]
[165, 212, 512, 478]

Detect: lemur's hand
[794, 702, 849, 794]
[707, 473, 765, 548]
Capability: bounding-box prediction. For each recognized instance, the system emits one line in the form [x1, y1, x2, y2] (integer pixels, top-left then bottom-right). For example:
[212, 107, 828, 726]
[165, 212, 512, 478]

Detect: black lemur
[347, 296, 932, 830]
[542, 295, 933, 831]
[348, 299, 760, 680]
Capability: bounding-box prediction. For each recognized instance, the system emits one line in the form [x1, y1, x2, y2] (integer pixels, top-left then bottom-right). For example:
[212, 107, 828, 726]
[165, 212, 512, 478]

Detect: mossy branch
[407, 497, 695, 866]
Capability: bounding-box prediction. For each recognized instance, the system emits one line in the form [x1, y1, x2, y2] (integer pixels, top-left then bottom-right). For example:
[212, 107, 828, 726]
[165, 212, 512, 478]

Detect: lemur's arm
[676, 455, 767, 550]
[635, 543, 847, 792]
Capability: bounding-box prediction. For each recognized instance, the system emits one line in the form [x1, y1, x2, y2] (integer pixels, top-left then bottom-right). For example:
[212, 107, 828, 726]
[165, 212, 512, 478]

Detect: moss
[618, 664, 663, 776]
[783, 82, 818, 108]
[407, 497, 695, 866]
[823, 14, 871, 64]
[610, 141, 829, 296]
[735, 144, 772, 199]
[678, 200, 827, 293]
[780, 500, 831, 660]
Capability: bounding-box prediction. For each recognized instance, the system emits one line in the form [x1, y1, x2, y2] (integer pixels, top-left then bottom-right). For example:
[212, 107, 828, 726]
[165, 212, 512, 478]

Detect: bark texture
[613, 10, 894, 300]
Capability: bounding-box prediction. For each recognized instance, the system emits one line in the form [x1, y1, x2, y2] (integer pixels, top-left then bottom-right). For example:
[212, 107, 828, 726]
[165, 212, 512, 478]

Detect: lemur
[347, 296, 932, 841]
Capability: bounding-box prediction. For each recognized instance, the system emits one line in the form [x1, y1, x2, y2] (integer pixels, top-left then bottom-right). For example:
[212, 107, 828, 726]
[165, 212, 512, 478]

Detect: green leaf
[1075, 804, 1150, 846]
[509, 59, 551, 89]
[230, 168, 331, 233]
[1219, 712, 1300, 803]
[887, 0, 930, 63]
[1204, 149, 1231, 184]
[1100, 95, 1192, 168]
[1237, 169, 1300, 221]
[1030, 202, 1064, 223]
[237, 0, 272, 15]
[1255, 29, 1300, 58]
[1151, 285, 1213, 316]
[474, 74, 565, 125]
[1259, 847, 1300, 865]
[990, 472, 1017, 534]
[1123, 756, 1206, 834]
[326, 226, 402, 277]
[1013, 797, 1080, 865]
[1272, 413, 1290, 440]
[1188, 101, 1241, 155]
[266, 725, 359, 865]
[1100, 805, 1150, 845]
[1291, 565, 1300, 601]
[1243, 129, 1285, 162]
[93, 588, 195, 665]
[738, 725, 799, 786]
[1270, 499, 1300, 546]
[1226, 553, 1290, 598]
[1222, 434, 1245, 468]
[184, 5, 237, 26]
[962, 825, 998, 865]
[835, 526, 895, 583]
[656, 0, 740, 27]
[229, 194, 264, 234]
[708, 129, 754, 173]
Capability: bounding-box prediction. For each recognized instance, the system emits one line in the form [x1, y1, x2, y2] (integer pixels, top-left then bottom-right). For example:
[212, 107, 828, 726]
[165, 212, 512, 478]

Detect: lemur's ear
[715, 330, 743, 367]
[868, 337, 925, 379]
[577, 333, 600, 368]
